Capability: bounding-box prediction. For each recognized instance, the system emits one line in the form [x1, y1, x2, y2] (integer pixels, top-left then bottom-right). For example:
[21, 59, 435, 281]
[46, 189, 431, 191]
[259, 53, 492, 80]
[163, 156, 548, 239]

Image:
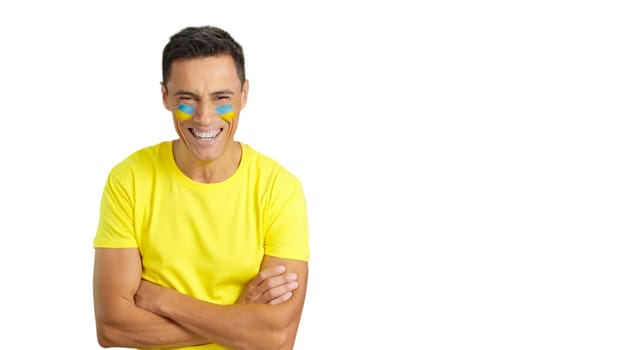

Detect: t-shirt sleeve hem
[265, 250, 310, 262]
[93, 240, 139, 249]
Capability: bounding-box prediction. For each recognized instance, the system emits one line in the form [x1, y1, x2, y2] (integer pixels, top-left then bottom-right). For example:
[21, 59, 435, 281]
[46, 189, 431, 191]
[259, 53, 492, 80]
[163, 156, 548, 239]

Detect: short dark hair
[162, 25, 246, 88]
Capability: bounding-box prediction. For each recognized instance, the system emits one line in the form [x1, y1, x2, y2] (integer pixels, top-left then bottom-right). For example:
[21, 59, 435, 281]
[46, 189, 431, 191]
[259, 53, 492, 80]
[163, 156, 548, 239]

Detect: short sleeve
[264, 174, 310, 261]
[93, 166, 138, 248]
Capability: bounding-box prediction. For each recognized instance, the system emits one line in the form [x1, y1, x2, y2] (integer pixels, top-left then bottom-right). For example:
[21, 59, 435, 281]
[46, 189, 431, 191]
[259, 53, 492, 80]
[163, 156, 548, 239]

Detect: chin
[190, 145, 224, 163]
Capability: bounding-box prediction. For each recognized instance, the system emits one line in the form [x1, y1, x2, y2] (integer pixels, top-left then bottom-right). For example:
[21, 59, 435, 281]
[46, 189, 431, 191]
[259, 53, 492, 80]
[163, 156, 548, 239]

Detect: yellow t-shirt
[94, 141, 309, 350]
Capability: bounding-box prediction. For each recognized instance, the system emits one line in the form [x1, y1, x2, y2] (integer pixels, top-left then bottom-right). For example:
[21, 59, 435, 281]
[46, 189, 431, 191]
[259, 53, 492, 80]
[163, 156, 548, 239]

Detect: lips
[189, 128, 222, 141]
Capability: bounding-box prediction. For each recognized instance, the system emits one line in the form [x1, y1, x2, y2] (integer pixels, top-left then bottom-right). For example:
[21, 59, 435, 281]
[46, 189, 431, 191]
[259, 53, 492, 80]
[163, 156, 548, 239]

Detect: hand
[237, 265, 299, 305]
[135, 279, 171, 313]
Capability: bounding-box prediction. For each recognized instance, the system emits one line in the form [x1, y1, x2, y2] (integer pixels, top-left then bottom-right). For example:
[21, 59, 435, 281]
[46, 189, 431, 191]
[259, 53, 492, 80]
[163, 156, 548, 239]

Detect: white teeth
[191, 128, 220, 139]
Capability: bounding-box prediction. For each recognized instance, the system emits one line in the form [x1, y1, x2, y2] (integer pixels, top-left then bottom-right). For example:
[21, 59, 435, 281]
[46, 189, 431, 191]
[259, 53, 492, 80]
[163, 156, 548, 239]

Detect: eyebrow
[175, 90, 199, 98]
[210, 89, 234, 97]
[174, 90, 234, 98]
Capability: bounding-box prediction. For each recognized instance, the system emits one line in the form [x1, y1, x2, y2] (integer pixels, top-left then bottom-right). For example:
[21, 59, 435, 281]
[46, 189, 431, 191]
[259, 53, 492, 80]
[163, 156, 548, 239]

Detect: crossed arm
[93, 248, 308, 350]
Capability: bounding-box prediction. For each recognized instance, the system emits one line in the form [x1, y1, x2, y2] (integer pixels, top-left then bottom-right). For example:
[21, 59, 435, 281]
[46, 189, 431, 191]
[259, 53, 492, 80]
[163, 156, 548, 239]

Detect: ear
[161, 82, 171, 111]
[240, 80, 249, 110]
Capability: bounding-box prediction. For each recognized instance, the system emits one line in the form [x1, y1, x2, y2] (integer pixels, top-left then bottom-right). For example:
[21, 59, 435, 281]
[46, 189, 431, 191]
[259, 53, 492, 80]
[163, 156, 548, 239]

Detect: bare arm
[93, 248, 208, 348]
[136, 255, 309, 350]
[237, 264, 300, 305]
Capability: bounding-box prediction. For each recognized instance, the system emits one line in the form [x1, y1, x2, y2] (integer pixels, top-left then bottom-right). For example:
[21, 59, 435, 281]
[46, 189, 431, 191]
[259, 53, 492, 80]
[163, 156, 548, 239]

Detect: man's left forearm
[136, 280, 303, 350]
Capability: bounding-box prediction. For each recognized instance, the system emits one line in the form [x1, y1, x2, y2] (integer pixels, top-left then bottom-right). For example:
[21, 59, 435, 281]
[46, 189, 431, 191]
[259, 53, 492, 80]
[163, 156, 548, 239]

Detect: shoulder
[107, 141, 169, 179]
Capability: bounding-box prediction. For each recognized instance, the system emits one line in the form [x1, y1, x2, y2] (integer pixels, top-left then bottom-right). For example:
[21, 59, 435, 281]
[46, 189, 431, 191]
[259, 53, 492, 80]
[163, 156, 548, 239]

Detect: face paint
[175, 104, 195, 121]
[216, 104, 235, 122]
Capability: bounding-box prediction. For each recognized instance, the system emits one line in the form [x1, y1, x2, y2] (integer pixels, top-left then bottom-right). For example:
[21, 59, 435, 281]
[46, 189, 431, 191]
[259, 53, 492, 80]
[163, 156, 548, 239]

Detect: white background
[1, 1, 621, 349]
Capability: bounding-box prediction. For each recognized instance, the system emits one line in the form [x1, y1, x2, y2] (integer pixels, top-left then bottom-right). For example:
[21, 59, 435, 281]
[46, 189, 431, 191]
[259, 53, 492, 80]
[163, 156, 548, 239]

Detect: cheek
[216, 104, 235, 122]
[175, 104, 195, 121]
[175, 110, 193, 121]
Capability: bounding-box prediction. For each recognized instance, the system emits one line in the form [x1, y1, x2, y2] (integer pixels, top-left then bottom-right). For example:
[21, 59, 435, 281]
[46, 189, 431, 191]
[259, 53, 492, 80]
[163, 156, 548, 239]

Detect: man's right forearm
[95, 298, 209, 348]
[94, 247, 208, 349]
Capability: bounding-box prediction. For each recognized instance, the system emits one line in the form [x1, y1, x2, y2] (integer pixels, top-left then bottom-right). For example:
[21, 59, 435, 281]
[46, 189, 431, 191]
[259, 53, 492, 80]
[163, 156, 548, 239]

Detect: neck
[173, 140, 242, 183]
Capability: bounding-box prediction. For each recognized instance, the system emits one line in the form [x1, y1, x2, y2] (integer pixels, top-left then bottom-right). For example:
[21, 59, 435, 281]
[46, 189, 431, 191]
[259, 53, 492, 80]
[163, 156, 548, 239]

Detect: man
[93, 25, 309, 350]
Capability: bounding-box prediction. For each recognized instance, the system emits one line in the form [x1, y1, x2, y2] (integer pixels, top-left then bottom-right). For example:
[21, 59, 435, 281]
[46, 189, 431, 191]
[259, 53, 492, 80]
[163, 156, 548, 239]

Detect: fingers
[269, 291, 293, 305]
[249, 265, 287, 289]
[255, 272, 297, 296]
[256, 272, 298, 305]
[265, 281, 298, 305]
[240, 265, 300, 305]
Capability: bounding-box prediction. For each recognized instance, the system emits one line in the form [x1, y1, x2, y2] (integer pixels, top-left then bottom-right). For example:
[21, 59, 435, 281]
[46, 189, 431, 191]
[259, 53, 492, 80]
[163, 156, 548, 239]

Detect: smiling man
[92, 26, 309, 350]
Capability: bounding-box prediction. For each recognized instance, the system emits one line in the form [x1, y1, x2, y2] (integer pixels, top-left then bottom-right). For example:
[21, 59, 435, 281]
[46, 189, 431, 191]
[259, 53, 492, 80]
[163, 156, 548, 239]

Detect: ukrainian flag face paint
[174, 103, 235, 122]
[216, 104, 235, 122]
[175, 104, 195, 121]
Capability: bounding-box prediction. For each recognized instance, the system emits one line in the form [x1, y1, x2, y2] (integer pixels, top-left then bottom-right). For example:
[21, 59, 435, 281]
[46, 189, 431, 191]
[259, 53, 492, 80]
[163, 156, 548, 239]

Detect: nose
[193, 103, 218, 125]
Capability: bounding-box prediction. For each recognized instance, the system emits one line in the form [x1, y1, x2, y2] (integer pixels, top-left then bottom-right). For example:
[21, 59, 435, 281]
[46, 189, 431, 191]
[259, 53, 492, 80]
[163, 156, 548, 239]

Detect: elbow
[274, 314, 300, 350]
[97, 336, 113, 348]
[96, 321, 127, 348]
[270, 329, 301, 350]
[238, 330, 289, 350]
[269, 310, 301, 350]
[236, 321, 293, 350]
[237, 304, 301, 350]
[96, 324, 114, 348]
[273, 330, 294, 350]
[261, 321, 298, 350]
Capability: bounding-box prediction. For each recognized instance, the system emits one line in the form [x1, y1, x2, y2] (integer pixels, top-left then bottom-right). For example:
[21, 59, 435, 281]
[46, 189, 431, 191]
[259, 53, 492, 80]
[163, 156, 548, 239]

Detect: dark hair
[162, 25, 245, 88]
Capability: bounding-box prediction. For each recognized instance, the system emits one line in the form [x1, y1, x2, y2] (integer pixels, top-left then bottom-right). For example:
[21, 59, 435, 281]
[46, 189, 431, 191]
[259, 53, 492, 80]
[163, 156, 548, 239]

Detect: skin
[165, 55, 246, 183]
[135, 256, 308, 350]
[93, 55, 307, 349]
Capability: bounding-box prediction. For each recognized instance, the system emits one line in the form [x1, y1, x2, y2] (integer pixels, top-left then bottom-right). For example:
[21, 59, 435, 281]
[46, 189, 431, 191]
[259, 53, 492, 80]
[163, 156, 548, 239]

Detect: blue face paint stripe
[215, 104, 234, 115]
[177, 104, 195, 114]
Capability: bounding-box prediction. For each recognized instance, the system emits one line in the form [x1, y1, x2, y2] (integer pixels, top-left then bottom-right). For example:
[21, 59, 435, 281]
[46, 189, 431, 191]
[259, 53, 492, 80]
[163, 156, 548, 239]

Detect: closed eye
[178, 96, 199, 106]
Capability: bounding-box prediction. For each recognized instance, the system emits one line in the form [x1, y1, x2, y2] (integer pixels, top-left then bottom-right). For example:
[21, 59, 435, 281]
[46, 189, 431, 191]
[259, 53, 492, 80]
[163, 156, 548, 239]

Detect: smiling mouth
[189, 128, 222, 141]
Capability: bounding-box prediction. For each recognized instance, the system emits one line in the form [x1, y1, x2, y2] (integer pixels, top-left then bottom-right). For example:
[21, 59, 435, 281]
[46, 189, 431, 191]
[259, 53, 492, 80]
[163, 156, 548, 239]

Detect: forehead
[168, 55, 241, 91]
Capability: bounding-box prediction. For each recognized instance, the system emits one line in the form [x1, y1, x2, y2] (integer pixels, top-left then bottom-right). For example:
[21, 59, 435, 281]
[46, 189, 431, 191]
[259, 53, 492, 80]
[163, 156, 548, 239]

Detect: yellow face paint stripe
[175, 104, 235, 122]
[175, 104, 195, 121]
[216, 104, 235, 122]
